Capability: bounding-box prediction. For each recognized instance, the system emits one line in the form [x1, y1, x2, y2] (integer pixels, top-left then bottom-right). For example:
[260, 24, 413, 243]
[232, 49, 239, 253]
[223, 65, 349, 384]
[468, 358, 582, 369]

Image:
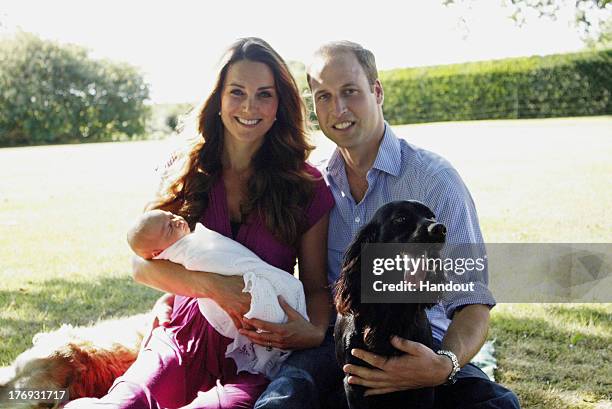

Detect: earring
[218, 111, 221, 116]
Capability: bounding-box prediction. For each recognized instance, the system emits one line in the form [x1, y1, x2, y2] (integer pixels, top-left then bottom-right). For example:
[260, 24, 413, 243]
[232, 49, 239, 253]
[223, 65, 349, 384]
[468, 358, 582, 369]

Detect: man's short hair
[308, 41, 379, 86]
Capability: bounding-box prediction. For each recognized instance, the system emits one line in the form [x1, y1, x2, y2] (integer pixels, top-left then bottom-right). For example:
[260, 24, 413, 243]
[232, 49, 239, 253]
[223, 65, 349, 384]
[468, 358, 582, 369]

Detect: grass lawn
[1, 116, 611, 408]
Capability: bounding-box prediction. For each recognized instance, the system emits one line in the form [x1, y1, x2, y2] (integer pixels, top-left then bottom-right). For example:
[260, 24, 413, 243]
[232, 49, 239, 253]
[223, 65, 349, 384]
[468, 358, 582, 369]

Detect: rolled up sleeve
[423, 168, 496, 319]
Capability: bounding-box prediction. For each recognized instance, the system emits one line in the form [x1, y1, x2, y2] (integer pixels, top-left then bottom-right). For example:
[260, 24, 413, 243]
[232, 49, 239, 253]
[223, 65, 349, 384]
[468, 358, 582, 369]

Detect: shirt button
[355, 217, 361, 223]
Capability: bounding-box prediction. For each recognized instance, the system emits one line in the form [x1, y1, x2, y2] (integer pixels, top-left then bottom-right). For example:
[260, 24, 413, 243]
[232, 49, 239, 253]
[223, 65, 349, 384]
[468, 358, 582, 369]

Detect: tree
[443, 0, 612, 45]
[585, 13, 612, 47]
[0, 31, 150, 146]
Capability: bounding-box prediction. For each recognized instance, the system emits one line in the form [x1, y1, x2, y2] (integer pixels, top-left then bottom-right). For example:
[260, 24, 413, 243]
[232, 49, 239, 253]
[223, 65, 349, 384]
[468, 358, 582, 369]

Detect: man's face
[309, 52, 384, 150]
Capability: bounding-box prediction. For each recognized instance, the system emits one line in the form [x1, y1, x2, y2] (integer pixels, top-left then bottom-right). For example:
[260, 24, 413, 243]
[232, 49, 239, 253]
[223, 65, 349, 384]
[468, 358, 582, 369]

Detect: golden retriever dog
[0, 314, 149, 408]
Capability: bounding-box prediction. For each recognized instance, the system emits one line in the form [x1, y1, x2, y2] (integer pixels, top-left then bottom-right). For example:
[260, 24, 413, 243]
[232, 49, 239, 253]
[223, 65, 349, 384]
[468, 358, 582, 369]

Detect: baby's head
[127, 210, 191, 259]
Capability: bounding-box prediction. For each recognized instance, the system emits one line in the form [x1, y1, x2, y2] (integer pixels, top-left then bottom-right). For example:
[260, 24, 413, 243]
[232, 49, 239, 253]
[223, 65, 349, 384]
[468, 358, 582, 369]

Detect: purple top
[200, 163, 334, 273]
[167, 162, 334, 384]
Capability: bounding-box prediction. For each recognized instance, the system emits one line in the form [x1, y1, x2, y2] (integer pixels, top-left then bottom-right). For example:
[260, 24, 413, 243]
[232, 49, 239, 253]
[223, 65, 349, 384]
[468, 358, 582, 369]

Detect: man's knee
[254, 367, 318, 409]
[255, 332, 342, 409]
[440, 377, 520, 409]
[488, 387, 520, 409]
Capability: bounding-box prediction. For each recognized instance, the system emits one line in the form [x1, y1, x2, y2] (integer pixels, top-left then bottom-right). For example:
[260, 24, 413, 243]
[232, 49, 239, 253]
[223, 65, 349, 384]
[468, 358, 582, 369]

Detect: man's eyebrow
[314, 81, 358, 93]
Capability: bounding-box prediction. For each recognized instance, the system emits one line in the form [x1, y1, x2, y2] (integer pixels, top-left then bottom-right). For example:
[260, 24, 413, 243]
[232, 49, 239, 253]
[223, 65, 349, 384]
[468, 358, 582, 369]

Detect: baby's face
[132, 210, 191, 258]
[150, 211, 191, 251]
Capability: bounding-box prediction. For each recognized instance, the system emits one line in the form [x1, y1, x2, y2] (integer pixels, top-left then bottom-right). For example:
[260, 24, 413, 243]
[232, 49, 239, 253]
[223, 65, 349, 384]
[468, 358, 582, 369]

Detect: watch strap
[436, 349, 460, 385]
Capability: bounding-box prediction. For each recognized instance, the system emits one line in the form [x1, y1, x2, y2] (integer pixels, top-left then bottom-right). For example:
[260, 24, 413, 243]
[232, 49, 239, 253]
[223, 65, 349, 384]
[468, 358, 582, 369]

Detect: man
[300, 40, 520, 408]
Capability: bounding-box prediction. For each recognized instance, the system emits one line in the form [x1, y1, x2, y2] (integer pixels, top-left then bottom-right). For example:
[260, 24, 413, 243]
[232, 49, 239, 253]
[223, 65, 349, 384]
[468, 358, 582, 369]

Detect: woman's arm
[297, 212, 332, 341]
[240, 212, 332, 349]
[132, 256, 251, 329]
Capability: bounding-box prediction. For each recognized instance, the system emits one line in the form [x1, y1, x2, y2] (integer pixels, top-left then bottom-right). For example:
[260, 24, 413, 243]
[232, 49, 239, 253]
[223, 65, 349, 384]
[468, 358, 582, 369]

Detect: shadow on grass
[0, 276, 159, 364]
[490, 308, 611, 408]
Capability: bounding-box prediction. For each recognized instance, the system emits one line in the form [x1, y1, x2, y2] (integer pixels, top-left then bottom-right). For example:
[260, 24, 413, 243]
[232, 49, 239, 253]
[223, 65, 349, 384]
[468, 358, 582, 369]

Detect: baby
[126, 209, 309, 377]
[127, 210, 191, 259]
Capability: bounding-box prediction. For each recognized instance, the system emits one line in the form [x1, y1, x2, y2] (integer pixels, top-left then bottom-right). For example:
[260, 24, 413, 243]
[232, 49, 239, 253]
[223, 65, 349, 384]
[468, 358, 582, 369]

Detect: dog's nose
[428, 223, 447, 239]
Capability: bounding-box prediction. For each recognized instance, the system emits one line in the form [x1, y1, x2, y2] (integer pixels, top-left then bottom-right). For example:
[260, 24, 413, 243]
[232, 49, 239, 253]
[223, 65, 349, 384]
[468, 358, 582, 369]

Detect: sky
[1, 0, 588, 103]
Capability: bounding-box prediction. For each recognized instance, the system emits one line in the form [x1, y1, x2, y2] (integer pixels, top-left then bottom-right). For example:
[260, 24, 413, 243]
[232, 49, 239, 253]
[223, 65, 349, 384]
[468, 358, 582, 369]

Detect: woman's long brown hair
[148, 37, 315, 245]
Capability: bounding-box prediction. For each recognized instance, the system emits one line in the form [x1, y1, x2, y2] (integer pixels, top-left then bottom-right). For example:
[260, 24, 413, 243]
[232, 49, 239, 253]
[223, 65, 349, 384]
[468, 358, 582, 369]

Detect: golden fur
[0, 314, 149, 408]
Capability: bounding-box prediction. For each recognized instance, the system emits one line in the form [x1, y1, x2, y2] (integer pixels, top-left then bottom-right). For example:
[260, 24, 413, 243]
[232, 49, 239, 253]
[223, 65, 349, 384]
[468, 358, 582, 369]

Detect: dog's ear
[335, 223, 378, 316]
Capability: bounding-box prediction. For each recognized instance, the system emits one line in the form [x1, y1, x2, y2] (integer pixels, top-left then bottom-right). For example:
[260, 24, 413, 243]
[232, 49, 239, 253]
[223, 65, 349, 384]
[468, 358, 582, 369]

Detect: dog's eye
[393, 217, 407, 224]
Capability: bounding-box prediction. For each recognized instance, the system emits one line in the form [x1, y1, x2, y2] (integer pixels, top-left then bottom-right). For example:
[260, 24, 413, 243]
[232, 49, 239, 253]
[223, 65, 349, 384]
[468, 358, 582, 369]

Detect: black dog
[334, 200, 447, 409]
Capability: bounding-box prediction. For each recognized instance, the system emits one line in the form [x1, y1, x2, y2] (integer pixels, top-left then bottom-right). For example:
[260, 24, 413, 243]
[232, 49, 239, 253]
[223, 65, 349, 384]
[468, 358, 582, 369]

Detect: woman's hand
[208, 274, 252, 330]
[238, 296, 325, 350]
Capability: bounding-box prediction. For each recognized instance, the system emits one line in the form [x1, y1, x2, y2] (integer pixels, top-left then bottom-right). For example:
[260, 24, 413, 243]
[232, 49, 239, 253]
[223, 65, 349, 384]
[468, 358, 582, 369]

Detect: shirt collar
[326, 122, 401, 179]
[371, 123, 401, 177]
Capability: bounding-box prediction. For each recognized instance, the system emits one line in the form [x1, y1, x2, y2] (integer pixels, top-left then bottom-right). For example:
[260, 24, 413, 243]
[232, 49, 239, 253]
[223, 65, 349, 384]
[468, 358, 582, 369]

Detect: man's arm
[441, 304, 490, 367]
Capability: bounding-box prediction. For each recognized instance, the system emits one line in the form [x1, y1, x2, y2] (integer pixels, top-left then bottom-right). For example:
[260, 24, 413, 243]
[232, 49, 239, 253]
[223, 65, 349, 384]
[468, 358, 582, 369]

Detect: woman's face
[220, 60, 279, 149]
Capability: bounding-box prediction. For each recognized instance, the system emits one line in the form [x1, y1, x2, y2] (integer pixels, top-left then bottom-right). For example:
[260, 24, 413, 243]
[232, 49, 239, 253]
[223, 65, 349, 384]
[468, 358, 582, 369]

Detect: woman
[67, 37, 333, 408]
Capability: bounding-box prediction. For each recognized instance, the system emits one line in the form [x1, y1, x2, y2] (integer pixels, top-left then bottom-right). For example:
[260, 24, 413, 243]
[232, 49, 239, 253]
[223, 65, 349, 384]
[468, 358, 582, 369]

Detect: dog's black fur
[334, 200, 447, 409]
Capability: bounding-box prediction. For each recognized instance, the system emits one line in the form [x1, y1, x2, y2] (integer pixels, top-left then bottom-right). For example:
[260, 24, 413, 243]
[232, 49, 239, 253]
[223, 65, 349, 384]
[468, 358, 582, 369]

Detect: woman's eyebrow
[227, 83, 275, 90]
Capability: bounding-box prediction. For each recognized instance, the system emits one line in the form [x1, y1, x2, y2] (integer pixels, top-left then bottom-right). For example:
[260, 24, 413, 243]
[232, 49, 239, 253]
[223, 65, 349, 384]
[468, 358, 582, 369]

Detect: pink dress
[65, 164, 334, 409]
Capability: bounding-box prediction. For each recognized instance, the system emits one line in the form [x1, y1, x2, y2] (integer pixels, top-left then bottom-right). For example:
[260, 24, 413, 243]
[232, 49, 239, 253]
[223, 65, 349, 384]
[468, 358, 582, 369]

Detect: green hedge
[380, 49, 612, 125]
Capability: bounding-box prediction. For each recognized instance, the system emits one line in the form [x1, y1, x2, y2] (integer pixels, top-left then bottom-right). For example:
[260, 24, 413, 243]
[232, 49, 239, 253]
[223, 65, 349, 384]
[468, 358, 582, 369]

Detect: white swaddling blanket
[154, 223, 309, 378]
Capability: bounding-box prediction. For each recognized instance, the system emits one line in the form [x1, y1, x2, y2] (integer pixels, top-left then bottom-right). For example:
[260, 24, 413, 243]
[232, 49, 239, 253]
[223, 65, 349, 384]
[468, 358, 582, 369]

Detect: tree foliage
[443, 0, 612, 45]
[0, 31, 150, 146]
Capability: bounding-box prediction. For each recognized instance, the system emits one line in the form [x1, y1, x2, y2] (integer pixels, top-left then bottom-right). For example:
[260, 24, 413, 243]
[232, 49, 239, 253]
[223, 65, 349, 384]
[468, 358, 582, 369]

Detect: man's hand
[344, 336, 452, 396]
[238, 296, 325, 350]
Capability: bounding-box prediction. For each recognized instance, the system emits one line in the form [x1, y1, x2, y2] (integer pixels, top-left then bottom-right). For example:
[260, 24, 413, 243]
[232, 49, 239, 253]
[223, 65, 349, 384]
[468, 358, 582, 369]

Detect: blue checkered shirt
[322, 124, 496, 341]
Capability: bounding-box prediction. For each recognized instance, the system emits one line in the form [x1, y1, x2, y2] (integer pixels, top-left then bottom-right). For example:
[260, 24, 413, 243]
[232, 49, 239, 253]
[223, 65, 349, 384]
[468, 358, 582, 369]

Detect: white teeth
[334, 121, 352, 130]
[237, 117, 260, 126]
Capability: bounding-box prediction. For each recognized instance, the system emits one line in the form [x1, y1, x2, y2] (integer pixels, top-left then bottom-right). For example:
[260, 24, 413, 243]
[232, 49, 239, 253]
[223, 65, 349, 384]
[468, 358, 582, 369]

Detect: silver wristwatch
[436, 350, 460, 385]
